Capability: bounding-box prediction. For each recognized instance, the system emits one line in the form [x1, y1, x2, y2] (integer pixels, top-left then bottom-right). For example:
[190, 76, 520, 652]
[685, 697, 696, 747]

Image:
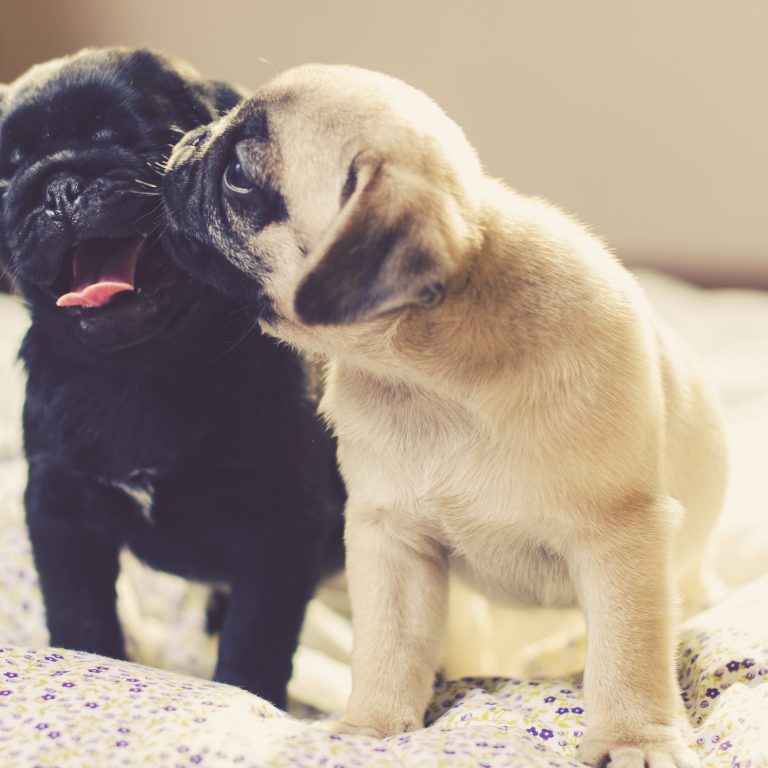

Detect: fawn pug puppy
[162, 64, 727, 766]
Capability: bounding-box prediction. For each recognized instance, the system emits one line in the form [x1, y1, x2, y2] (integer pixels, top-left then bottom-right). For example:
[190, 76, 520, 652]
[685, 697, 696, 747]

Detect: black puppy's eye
[223, 158, 255, 195]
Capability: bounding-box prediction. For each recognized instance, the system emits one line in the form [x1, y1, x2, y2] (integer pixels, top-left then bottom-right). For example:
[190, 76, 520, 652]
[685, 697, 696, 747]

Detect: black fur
[0, 48, 344, 709]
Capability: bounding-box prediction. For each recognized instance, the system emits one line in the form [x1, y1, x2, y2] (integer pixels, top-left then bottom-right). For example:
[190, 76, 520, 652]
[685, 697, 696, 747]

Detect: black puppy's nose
[44, 175, 83, 218]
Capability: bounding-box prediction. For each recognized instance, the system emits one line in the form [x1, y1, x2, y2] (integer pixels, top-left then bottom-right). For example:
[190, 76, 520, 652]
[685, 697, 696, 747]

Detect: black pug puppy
[0, 48, 345, 709]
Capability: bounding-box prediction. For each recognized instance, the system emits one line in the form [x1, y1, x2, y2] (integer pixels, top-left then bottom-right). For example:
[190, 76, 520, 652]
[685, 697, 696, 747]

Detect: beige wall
[2, 0, 766, 287]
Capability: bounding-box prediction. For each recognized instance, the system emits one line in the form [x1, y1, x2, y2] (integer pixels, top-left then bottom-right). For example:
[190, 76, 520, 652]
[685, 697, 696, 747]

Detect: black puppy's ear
[201, 80, 247, 116]
[294, 160, 467, 326]
[123, 48, 246, 121]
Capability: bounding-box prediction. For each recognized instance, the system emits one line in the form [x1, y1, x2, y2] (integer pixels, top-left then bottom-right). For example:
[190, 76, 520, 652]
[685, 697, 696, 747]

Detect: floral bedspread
[0, 575, 765, 767]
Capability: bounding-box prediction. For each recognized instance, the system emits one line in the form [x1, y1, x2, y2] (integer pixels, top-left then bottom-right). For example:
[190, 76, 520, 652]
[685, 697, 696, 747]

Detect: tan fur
[183, 65, 727, 766]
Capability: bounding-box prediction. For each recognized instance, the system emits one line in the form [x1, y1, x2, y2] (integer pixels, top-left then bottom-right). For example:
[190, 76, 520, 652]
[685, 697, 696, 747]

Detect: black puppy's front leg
[26, 463, 126, 659]
[215, 534, 320, 709]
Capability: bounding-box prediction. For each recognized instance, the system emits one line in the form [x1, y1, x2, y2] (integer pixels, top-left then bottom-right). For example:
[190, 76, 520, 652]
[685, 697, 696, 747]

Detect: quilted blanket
[0, 578, 766, 767]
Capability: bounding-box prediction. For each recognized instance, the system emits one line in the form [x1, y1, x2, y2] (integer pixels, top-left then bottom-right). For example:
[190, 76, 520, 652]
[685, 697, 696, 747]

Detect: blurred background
[1, 0, 766, 288]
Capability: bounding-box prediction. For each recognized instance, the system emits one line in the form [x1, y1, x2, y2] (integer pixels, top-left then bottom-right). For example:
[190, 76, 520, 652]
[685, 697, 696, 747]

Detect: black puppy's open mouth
[56, 235, 148, 309]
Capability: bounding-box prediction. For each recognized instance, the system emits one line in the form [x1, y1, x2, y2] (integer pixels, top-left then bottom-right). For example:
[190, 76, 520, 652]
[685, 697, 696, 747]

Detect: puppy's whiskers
[133, 201, 164, 228]
[150, 155, 171, 177]
[144, 222, 169, 253]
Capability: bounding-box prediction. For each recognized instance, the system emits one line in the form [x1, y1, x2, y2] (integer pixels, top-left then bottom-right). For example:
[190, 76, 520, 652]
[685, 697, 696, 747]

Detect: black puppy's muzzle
[44, 173, 83, 222]
[2, 146, 164, 297]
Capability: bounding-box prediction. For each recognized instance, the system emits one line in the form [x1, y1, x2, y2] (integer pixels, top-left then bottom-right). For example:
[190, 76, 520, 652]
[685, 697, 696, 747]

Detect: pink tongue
[57, 236, 144, 308]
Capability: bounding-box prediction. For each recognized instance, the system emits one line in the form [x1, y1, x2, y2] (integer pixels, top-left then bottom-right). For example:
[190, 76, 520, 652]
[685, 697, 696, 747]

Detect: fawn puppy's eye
[223, 157, 254, 195]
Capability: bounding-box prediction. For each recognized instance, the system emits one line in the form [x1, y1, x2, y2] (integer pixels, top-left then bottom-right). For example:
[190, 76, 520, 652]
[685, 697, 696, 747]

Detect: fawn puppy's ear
[294, 158, 467, 325]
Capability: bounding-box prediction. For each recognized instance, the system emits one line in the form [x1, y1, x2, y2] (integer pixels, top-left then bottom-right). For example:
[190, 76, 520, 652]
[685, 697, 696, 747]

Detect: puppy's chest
[327, 371, 576, 607]
[324, 372, 479, 483]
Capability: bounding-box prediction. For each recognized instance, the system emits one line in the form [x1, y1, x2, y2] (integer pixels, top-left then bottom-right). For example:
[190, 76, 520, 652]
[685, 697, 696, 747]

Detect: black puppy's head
[0, 47, 244, 348]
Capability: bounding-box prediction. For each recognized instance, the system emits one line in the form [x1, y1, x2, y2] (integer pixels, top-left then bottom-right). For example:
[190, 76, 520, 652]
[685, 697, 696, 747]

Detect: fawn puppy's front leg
[572, 497, 698, 768]
[339, 502, 449, 737]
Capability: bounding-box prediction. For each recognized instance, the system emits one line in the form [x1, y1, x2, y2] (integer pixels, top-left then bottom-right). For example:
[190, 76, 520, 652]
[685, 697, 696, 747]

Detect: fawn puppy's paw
[577, 724, 698, 768]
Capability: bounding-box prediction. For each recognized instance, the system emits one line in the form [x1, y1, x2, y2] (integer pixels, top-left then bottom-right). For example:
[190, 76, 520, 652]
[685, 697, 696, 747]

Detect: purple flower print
[0, 690, 11, 697]
[540, 729, 554, 740]
[61, 682, 75, 688]
[48, 731, 60, 739]
[720, 741, 733, 750]
[526, 726, 538, 736]
[35, 723, 48, 730]
[571, 707, 584, 714]
[556, 707, 569, 715]
[726, 661, 740, 672]
[116, 740, 128, 747]
[705, 688, 720, 699]
[84, 702, 98, 709]
[41, 693, 55, 701]
[742, 659, 755, 668]
[544, 696, 556, 703]
[3, 672, 18, 679]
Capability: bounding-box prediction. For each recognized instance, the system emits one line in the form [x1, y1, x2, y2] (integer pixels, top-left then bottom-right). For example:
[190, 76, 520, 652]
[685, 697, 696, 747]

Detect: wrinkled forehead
[1, 64, 140, 158]
[1, 51, 203, 145]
